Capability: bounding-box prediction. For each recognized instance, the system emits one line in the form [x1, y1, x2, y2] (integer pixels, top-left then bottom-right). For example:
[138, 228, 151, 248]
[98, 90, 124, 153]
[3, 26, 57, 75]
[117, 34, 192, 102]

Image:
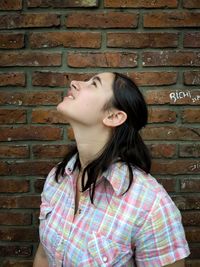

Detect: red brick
[182, 211, 200, 226]
[68, 52, 137, 67]
[157, 178, 176, 192]
[0, 52, 61, 67]
[66, 12, 138, 28]
[0, 91, 62, 106]
[148, 144, 176, 158]
[0, 13, 60, 29]
[0, 0, 22, 10]
[0, 179, 30, 193]
[172, 196, 200, 210]
[33, 210, 40, 225]
[145, 89, 200, 105]
[107, 33, 178, 48]
[142, 51, 200, 67]
[29, 32, 101, 48]
[181, 108, 200, 123]
[184, 71, 200, 85]
[0, 228, 38, 242]
[179, 144, 200, 158]
[185, 227, 200, 243]
[184, 33, 200, 48]
[188, 246, 200, 259]
[151, 159, 200, 175]
[144, 12, 200, 28]
[186, 260, 200, 267]
[0, 145, 29, 159]
[0, 195, 41, 208]
[2, 260, 32, 267]
[0, 212, 31, 226]
[0, 126, 62, 141]
[27, 0, 98, 8]
[104, 0, 178, 8]
[0, 33, 24, 49]
[148, 108, 177, 123]
[130, 72, 177, 86]
[181, 179, 200, 192]
[0, 161, 55, 176]
[183, 0, 200, 8]
[31, 109, 67, 124]
[67, 127, 74, 141]
[0, 109, 26, 124]
[142, 126, 200, 141]
[32, 144, 72, 158]
[0, 245, 32, 257]
[34, 178, 45, 193]
[0, 72, 25, 86]
[32, 72, 93, 87]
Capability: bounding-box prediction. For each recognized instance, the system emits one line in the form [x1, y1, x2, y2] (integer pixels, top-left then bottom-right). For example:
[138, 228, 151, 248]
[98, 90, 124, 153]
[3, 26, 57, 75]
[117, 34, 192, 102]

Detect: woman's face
[57, 72, 115, 126]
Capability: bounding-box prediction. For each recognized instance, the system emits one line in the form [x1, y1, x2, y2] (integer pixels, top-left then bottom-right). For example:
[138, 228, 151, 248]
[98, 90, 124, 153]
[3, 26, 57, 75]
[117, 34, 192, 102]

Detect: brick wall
[0, 0, 200, 266]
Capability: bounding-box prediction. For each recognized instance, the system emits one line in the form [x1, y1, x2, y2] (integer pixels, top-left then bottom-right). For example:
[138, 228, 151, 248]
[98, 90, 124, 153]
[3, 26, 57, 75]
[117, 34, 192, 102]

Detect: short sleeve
[135, 193, 190, 267]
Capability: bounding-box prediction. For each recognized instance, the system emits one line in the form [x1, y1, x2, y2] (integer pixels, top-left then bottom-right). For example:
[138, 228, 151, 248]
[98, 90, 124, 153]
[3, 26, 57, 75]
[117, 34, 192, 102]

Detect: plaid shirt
[39, 154, 190, 267]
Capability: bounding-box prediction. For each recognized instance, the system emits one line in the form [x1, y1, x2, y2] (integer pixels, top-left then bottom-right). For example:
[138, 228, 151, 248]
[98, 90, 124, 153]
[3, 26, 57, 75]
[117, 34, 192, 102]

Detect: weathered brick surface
[0, 0, 22, 10]
[31, 109, 67, 124]
[32, 72, 93, 87]
[27, 0, 98, 8]
[107, 33, 178, 48]
[68, 52, 138, 67]
[29, 32, 101, 48]
[0, 72, 25, 86]
[0, 179, 30, 193]
[183, 33, 200, 47]
[144, 12, 200, 28]
[66, 12, 138, 28]
[104, 0, 178, 8]
[130, 72, 177, 86]
[0, 126, 62, 141]
[0, 52, 61, 67]
[0, 0, 199, 265]
[148, 108, 177, 123]
[0, 14, 60, 29]
[0, 91, 62, 105]
[181, 108, 200, 123]
[184, 71, 200, 85]
[0, 212, 32, 225]
[142, 51, 200, 66]
[0, 109, 26, 124]
[183, 0, 200, 8]
[2, 260, 33, 267]
[179, 144, 200, 158]
[0, 34, 24, 49]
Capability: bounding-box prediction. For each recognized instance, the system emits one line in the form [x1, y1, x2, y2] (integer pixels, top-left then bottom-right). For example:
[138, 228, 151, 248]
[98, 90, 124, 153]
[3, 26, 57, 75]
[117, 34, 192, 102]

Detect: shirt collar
[102, 161, 131, 196]
[64, 154, 130, 196]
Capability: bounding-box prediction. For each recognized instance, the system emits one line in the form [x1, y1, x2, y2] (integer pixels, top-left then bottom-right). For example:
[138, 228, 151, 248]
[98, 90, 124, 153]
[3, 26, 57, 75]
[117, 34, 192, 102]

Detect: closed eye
[91, 80, 97, 87]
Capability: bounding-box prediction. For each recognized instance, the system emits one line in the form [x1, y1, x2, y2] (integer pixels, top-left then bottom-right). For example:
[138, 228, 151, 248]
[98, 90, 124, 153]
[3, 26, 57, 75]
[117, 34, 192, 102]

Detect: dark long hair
[55, 73, 151, 203]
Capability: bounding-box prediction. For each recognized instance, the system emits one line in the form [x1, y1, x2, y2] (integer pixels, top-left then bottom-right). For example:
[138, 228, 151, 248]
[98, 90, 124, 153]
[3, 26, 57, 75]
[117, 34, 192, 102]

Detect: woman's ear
[103, 109, 127, 127]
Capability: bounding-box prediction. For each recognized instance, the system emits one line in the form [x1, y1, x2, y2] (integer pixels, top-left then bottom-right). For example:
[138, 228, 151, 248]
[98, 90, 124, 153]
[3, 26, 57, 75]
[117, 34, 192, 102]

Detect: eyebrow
[92, 76, 102, 86]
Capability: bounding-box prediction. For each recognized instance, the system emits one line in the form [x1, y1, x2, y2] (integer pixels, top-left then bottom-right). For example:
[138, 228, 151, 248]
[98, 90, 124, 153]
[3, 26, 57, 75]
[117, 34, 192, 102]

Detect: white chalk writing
[189, 162, 200, 171]
[169, 90, 200, 103]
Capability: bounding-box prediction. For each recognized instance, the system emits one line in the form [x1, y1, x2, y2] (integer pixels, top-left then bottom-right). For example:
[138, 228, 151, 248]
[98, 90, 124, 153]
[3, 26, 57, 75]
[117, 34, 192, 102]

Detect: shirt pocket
[87, 233, 133, 267]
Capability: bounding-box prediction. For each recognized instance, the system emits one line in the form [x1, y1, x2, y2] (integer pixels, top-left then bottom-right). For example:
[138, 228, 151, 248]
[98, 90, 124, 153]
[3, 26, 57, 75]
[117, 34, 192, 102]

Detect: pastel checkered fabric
[39, 154, 190, 266]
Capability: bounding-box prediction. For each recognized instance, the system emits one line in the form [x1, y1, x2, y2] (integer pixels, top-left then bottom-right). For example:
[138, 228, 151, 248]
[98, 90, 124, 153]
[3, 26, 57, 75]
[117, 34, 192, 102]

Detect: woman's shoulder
[124, 167, 176, 213]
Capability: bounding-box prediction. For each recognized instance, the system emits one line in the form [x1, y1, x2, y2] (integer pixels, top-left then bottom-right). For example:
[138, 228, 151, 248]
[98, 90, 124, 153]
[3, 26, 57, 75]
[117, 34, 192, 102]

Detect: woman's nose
[70, 80, 79, 90]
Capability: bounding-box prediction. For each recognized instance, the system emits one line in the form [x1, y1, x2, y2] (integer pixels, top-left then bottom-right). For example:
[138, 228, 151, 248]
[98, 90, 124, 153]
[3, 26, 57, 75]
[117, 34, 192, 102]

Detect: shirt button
[102, 256, 108, 263]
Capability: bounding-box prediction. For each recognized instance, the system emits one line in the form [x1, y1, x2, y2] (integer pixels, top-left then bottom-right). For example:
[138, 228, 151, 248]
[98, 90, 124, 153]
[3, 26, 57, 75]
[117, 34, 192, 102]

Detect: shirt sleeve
[135, 192, 190, 267]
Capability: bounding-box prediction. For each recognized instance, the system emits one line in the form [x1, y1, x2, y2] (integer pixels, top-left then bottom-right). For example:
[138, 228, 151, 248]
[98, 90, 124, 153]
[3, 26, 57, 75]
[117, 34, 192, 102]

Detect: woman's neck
[71, 123, 111, 169]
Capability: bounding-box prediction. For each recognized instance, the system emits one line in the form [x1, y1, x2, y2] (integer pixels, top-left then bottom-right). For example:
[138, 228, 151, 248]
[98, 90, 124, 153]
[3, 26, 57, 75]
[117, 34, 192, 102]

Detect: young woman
[33, 72, 190, 267]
